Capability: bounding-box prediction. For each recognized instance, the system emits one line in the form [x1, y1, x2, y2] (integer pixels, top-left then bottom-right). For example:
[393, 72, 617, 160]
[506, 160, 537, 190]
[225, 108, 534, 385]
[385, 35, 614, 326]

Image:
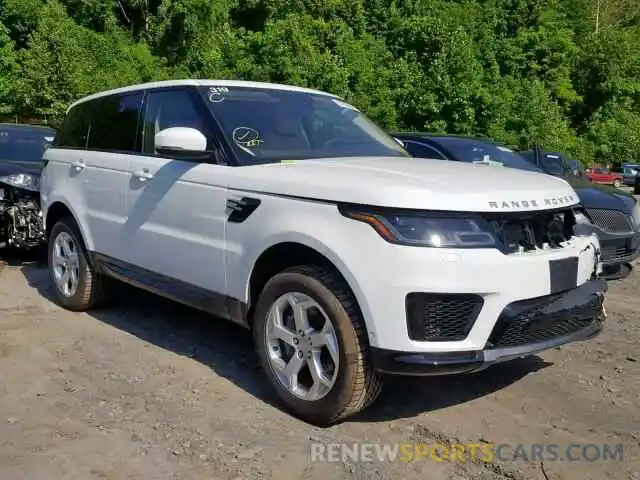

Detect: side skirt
[89, 252, 250, 329]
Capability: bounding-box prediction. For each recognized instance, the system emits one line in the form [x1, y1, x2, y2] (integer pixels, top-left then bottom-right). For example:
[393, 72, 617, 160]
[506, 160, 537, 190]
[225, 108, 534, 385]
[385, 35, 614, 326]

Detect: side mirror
[155, 127, 208, 160]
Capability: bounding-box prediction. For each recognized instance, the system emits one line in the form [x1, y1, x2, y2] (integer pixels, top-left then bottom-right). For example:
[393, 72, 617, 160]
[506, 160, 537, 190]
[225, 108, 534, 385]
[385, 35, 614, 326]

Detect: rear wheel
[613, 179, 622, 188]
[48, 217, 108, 311]
[253, 265, 383, 425]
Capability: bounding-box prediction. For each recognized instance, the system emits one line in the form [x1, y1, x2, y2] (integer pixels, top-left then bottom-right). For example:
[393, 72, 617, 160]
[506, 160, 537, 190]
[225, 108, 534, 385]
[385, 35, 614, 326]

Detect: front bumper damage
[372, 278, 607, 376]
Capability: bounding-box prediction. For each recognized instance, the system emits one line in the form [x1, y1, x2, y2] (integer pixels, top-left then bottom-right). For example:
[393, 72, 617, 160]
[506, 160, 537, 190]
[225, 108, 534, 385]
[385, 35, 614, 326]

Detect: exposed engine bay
[0, 174, 45, 250]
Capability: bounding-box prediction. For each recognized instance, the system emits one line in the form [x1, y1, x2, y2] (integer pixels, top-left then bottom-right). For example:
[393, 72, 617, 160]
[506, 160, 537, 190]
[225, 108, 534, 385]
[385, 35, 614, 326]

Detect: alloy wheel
[265, 292, 340, 401]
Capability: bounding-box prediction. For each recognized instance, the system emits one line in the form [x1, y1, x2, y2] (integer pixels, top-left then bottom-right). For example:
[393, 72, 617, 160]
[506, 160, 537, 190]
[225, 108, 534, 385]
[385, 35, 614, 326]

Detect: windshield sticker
[496, 146, 514, 153]
[208, 86, 230, 103]
[332, 99, 360, 112]
[473, 155, 504, 167]
[232, 127, 264, 156]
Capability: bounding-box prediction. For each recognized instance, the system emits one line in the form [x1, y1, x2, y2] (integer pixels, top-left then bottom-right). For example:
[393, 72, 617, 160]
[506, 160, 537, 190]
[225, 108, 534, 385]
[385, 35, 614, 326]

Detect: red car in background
[585, 167, 624, 188]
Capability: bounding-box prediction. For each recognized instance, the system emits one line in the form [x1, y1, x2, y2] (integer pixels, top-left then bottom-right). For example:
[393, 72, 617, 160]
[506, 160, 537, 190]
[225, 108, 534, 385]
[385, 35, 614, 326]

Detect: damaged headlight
[0, 173, 40, 192]
[339, 206, 497, 248]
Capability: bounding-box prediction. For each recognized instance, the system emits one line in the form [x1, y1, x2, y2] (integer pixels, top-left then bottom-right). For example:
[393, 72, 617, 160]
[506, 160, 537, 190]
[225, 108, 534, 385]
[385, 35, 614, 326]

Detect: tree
[0, 0, 638, 165]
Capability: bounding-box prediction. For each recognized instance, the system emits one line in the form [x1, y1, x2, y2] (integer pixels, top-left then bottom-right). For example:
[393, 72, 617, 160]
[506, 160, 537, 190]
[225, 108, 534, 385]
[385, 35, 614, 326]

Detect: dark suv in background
[393, 133, 640, 280]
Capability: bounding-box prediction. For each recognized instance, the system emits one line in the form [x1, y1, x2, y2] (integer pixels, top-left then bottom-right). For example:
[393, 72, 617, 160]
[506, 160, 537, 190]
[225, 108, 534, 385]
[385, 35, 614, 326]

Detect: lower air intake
[405, 293, 484, 342]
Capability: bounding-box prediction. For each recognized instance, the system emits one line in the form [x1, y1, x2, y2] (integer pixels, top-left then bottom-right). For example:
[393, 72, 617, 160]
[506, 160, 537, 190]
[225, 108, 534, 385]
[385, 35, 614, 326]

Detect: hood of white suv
[227, 156, 580, 212]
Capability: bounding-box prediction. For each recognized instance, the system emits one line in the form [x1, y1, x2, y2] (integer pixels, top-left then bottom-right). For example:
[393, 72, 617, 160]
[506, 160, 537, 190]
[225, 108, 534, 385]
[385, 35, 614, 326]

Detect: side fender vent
[226, 197, 261, 223]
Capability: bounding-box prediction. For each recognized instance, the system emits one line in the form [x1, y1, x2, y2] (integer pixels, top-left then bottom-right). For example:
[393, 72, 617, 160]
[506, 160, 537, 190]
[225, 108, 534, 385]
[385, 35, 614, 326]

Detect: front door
[121, 87, 229, 298]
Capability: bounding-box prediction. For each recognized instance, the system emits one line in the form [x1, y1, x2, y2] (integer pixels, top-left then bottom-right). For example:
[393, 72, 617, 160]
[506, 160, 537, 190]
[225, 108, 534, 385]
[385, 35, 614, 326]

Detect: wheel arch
[245, 239, 376, 343]
[44, 200, 94, 251]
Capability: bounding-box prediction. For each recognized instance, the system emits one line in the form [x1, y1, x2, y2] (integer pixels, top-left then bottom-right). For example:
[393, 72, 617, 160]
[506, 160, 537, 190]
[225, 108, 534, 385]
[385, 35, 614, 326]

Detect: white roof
[67, 79, 340, 112]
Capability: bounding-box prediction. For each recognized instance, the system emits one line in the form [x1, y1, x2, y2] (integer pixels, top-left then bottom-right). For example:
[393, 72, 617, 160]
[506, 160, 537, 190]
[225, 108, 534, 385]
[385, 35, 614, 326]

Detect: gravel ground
[0, 255, 638, 480]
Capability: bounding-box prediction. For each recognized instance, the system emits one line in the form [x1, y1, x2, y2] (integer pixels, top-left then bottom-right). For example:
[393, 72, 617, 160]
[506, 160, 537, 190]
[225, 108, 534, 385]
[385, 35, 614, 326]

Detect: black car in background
[519, 148, 585, 178]
[392, 133, 640, 280]
[0, 123, 55, 177]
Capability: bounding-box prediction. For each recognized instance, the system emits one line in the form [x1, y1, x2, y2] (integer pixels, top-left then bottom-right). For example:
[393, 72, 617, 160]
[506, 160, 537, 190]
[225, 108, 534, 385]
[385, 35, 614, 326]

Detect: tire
[48, 216, 107, 311]
[613, 179, 621, 188]
[252, 265, 383, 426]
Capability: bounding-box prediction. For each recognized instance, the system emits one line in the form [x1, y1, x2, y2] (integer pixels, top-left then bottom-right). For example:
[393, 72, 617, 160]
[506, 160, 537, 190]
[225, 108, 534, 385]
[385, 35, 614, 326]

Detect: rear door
[81, 93, 144, 258]
[45, 93, 142, 257]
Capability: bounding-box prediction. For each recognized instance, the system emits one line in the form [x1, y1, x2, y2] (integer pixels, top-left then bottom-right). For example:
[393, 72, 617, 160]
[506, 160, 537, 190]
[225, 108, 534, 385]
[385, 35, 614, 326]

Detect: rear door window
[55, 104, 91, 148]
[87, 93, 143, 152]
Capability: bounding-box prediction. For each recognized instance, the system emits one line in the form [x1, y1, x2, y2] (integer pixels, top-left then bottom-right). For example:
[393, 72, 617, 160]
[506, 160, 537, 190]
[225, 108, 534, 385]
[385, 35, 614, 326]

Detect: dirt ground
[0, 254, 638, 480]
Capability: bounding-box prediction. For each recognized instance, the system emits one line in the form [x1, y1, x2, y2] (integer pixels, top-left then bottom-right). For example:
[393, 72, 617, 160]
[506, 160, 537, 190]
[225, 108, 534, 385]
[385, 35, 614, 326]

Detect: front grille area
[601, 242, 633, 261]
[406, 293, 484, 341]
[480, 208, 576, 253]
[585, 208, 633, 233]
[487, 291, 604, 349]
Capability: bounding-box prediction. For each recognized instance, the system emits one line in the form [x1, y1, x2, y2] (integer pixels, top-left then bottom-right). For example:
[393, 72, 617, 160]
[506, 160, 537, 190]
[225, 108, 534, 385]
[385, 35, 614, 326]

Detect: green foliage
[587, 103, 640, 163]
[0, 0, 639, 165]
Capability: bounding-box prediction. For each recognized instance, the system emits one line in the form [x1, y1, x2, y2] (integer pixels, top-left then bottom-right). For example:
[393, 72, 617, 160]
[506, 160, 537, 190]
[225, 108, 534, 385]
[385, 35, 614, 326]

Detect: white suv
[41, 80, 607, 425]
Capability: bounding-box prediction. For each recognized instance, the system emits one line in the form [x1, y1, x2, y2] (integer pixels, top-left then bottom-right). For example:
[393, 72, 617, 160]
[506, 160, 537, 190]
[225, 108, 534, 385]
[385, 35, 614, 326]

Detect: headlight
[0, 173, 40, 191]
[340, 206, 497, 248]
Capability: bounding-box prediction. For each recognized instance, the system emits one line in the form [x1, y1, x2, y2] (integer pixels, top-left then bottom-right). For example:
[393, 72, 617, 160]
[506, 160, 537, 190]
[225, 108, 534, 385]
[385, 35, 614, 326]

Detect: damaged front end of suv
[0, 172, 45, 250]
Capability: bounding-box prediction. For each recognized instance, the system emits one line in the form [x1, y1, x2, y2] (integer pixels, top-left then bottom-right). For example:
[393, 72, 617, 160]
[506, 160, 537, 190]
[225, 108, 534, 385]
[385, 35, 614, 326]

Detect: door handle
[133, 168, 154, 181]
[71, 160, 85, 171]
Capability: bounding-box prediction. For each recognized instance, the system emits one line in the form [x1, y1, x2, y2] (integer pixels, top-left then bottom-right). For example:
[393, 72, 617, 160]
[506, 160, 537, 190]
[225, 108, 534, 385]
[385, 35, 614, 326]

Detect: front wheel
[613, 179, 622, 188]
[252, 265, 383, 425]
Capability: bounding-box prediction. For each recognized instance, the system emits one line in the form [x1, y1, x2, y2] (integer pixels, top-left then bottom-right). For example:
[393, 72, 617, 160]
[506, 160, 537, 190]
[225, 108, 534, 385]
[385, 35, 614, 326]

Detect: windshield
[0, 126, 55, 164]
[433, 138, 543, 173]
[199, 86, 408, 165]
